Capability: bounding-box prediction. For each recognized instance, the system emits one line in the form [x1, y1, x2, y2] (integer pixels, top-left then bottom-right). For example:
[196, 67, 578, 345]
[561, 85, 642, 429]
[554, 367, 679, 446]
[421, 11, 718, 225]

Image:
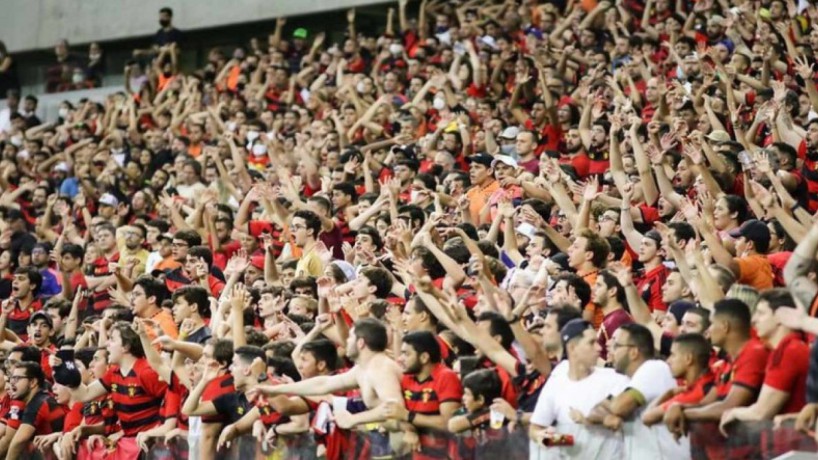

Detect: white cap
[491, 155, 518, 168]
[99, 193, 119, 207]
[516, 222, 537, 240]
[54, 162, 69, 173]
[499, 126, 520, 140]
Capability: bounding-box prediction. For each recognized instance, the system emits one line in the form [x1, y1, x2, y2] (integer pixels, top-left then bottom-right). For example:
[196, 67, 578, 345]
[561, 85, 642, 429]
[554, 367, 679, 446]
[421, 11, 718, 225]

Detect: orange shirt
[146, 308, 179, 342]
[735, 254, 774, 290]
[465, 180, 501, 225]
[580, 269, 604, 330]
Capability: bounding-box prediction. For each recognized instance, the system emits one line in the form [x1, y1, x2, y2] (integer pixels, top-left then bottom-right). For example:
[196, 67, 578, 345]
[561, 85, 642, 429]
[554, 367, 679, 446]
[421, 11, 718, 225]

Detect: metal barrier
[134, 421, 817, 460]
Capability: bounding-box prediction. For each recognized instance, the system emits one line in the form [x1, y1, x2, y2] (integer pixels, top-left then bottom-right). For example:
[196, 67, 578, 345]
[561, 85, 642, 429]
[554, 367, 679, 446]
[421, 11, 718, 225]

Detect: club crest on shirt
[128, 385, 136, 397]
[8, 406, 19, 420]
[237, 406, 245, 415]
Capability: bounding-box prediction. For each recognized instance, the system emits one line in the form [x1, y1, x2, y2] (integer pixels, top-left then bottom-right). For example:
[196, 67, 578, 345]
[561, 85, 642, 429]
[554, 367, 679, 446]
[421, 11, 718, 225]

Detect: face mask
[159, 19, 171, 27]
[89, 53, 101, 61]
[410, 190, 421, 202]
[433, 97, 446, 111]
[247, 131, 260, 143]
[58, 108, 69, 119]
[500, 144, 517, 157]
[389, 43, 404, 56]
[10, 135, 23, 147]
[252, 143, 267, 156]
[226, 121, 237, 132]
[356, 81, 367, 94]
[72, 73, 84, 84]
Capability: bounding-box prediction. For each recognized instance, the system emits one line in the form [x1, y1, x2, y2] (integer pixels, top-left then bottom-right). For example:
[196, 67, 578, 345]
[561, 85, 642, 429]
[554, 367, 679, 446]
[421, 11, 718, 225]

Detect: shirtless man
[249, 318, 404, 430]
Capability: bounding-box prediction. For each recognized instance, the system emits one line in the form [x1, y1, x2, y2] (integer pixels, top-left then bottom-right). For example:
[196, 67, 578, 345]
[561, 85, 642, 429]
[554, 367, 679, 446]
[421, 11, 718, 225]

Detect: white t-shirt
[621, 360, 688, 459]
[530, 365, 629, 460]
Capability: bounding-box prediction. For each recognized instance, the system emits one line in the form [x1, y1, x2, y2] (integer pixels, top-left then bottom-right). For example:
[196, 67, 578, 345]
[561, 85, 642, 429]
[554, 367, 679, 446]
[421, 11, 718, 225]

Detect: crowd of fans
[0, 0, 818, 458]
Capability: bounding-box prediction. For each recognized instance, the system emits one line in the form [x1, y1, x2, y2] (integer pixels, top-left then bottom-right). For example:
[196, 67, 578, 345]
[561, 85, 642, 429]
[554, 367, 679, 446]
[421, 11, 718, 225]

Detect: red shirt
[660, 372, 715, 410]
[7, 298, 42, 341]
[636, 264, 670, 312]
[597, 308, 634, 360]
[764, 333, 810, 414]
[201, 373, 235, 424]
[20, 391, 65, 435]
[401, 364, 463, 459]
[64, 402, 84, 432]
[712, 338, 769, 399]
[100, 358, 167, 436]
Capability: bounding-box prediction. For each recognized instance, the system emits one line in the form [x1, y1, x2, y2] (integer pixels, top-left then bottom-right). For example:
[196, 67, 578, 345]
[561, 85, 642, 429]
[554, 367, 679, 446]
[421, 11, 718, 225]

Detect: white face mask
[89, 53, 101, 61]
[246, 130, 260, 143]
[410, 190, 422, 202]
[433, 97, 446, 111]
[10, 135, 23, 147]
[58, 107, 69, 119]
[252, 143, 267, 156]
[226, 121, 237, 132]
[72, 72, 84, 84]
[356, 81, 367, 94]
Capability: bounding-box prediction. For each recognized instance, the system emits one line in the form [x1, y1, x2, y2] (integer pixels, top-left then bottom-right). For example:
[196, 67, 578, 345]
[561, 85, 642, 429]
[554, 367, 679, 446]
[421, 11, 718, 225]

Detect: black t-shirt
[213, 390, 249, 425]
[186, 326, 212, 345]
[154, 28, 183, 46]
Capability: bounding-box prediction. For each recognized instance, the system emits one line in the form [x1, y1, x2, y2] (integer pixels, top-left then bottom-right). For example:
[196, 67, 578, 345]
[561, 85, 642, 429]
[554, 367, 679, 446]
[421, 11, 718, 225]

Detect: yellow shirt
[296, 247, 323, 277]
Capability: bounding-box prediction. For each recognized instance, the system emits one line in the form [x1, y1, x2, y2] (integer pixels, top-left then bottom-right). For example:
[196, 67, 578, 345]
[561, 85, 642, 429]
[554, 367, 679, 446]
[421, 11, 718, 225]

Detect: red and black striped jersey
[7, 298, 42, 341]
[201, 372, 235, 424]
[164, 370, 189, 430]
[20, 390, 65, 435]
[99, 358, 167, 436]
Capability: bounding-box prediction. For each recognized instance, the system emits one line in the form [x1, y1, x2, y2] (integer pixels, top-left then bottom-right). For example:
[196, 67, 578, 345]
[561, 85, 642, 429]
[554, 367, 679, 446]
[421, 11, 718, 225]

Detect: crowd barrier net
[132, 420, 818, 460]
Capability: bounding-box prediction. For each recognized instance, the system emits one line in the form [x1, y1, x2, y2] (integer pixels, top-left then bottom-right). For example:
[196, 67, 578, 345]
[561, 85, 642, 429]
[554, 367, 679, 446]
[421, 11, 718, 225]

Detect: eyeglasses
[291, 224, 307, 230]
[171, 241, 189, 247]
[9, 376, 29, 383]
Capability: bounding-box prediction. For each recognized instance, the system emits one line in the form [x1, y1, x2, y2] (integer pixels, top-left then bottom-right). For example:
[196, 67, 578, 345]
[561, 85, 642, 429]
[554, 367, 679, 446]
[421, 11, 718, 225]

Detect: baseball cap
[158, 232, 174, 243]
[706, 130, 731, 143]
[668, 300, 696, 326]
[561, 318, 593, 346]
[54, 162, 70, 173]
[480, 35, 498, 50]
[516, 222, 537, 240]
[709, 15, 725, 26]
[293, 28, 308, 39]
[99, 193, 119, 207]
[31, 310, 53, 328]
[466, 153, 494, 168]
[728, 219, 771, 249]
[332, 260, 357, 282]
[250, 253, 266, 270]
[53, 348, 82, 388]
[499, 126, 520, 140]
[491, 155, 518, 169]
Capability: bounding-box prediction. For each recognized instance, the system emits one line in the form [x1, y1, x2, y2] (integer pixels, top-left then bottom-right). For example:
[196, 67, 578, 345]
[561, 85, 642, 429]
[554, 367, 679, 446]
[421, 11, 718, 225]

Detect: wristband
[515, 409, 524, 423]
[407, 411, 417, 424]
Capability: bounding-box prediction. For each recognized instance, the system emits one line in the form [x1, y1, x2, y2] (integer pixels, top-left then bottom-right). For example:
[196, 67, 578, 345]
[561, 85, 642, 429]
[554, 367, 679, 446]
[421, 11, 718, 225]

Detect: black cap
[561, 318, 592, 346]
[52, 348, 82, 388]
[728, 219, 770, 250]
[466, 153, 494, 168]
[30, 311, 53, 329]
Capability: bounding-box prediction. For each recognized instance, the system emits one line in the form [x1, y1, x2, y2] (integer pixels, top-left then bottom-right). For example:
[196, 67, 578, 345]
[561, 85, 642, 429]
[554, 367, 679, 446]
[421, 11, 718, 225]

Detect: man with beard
[116, 224, 149, 277]
[620, 210, 670, 314]
[400, 295, 452, 363]
[579, 103, 611, 176]
[1, 267, 43, 341]
[85, 223, 119, 313]
[560, 127, 591, 179]
[380, 331, 462, 457]
[530, 319, 629, 459]
[592, 270, 634, 361]
[5, 362, 65, 459]
[30, 242, 60, 298]
[586, 323, 682, 458]
[250, 318, 405, 443]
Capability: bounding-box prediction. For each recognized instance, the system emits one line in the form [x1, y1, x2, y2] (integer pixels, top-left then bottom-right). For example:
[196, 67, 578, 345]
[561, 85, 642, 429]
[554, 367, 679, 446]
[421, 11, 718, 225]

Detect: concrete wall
[3, 0, 389, 53]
